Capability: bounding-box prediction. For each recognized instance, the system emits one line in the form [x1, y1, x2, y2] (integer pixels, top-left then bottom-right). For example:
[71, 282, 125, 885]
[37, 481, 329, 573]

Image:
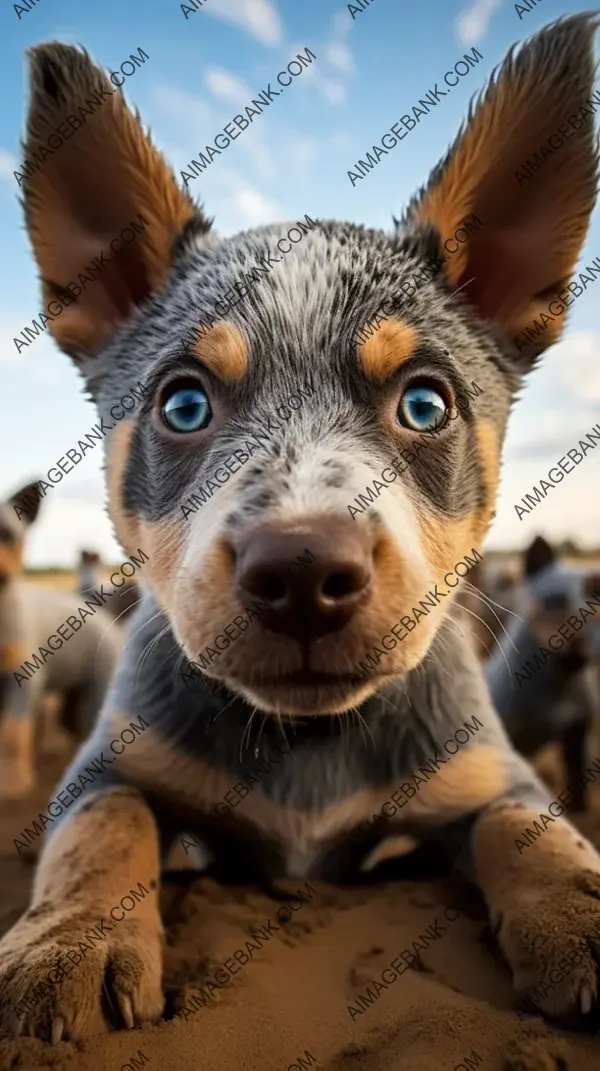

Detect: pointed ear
[21, 43, 210, 359]
[9, 481, 44, 525]
[406, 14, 600, 360]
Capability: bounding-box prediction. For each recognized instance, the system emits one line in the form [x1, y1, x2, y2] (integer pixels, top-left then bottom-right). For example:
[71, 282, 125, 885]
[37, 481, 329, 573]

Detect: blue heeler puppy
[486, 537, 600, 810]
[3, 13, 600, 1041]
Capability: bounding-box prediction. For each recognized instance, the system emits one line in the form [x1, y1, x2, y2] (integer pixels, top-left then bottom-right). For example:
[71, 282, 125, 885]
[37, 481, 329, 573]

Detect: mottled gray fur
[4, 12, 600, 1040]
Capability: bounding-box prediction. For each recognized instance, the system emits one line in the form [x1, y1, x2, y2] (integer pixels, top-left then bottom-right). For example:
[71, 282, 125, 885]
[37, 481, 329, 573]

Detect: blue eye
[397, 385, 447, 432]
[161, 385, 212, 433]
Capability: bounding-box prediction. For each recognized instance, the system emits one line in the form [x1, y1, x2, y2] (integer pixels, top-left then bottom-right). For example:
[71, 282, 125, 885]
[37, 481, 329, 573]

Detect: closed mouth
[233, 667, 387, 716]
[250, 670, 370, 687]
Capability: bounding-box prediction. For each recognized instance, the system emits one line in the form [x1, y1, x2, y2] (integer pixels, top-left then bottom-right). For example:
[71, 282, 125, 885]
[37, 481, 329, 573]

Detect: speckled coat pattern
[3, 12, 600, 1043]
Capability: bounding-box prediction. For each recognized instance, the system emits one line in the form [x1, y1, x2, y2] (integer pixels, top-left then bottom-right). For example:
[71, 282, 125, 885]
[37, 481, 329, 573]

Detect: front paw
[0, 902, 164, 1041]
[497, 868, 600, 1026]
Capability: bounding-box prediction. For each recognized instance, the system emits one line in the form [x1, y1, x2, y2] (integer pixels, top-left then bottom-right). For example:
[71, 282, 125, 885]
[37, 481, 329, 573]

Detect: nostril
[243, 567, 290, 603]
[261, 573, 288, 602]
[321, 568, 368, 600]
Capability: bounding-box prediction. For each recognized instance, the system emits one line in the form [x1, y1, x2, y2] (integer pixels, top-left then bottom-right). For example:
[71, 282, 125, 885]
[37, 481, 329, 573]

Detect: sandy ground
[2, 718, 600, 1071]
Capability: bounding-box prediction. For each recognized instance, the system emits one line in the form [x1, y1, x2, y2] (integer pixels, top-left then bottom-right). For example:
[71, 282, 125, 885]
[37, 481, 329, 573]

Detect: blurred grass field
[22, 552, 600, 591]
[23, 569, 124, 589]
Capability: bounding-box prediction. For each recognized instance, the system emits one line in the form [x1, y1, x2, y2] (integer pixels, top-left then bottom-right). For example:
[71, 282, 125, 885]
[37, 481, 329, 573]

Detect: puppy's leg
[0, 714, 35, 798]
[60, 682, 105, 741]
[0, 652, 38, 799]
[466, 754, 600, 1024]
[0, 766, 163, 1040]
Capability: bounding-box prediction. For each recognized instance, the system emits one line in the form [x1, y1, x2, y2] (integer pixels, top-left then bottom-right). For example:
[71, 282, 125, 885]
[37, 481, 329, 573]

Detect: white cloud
[485, 326, 600, 548]
[286, 42, 318, 84]
[204, 67, 251, 105]
[287, 34, 351, 105]
[153, 78, 277, 180]
[0, 149, 17, 182]
[455, 0, 502, 46]
[232, 186, 279, 224]
[322, 81, 346, 105]
[331, 11, 352, 40]
[503, 331, 600, 461]
[488, 458, 600, 551]
[550, 330, 600, 403]
[205, 0, 283, 47]
[306, 12, 356, 104]
[325, 42, 354, 74]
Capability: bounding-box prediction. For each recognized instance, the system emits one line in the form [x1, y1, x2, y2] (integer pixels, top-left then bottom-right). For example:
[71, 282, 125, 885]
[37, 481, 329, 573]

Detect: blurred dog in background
[76, 548, 141, 623]
[462, 537, 600, 810]
[0, 482, 122, 799]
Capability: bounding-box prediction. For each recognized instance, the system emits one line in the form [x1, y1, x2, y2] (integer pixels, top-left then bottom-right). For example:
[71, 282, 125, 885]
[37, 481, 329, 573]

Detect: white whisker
[457, 602, 514, 681]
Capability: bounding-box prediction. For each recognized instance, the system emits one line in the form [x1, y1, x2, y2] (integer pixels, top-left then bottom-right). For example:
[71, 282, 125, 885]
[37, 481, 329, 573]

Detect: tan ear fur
[407, 15, 600, 352]
[21, 43, 206, 356]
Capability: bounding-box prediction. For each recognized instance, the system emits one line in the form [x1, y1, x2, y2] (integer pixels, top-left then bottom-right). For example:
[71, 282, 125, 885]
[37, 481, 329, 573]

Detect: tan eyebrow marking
[358, 318, 418, 381]
[191, 322, 249, 382]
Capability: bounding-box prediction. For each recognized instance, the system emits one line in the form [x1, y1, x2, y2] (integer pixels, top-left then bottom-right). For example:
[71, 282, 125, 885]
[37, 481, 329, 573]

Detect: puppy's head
[0, 481, 43, 584]
[20, 17, 599, 716]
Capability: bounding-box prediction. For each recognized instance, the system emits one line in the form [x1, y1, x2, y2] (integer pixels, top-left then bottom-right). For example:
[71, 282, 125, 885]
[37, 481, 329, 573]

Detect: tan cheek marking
[416, 511, 477, 584]
[358, 319, 418, 381]
[355, 529, 444, 670]
[360, 835, 420, 872]
[474, 418, 500, 541]
[0, 643, 27, 671]
[177, 537, 238, 658]
[107, 424, 190, 617]
[192, 321, 249, 382]
[138, 517, 187, 614]
[105, 421, 141, 554]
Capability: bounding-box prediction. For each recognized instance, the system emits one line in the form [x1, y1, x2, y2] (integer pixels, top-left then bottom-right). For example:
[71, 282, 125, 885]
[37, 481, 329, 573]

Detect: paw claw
[51, 1015, 65, 1045]
[118, 994, 135, 1030]
[0, 909, 163, 1040]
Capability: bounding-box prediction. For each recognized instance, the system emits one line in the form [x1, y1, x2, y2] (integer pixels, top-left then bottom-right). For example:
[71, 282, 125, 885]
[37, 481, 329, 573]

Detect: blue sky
[1, 0, 596, 566]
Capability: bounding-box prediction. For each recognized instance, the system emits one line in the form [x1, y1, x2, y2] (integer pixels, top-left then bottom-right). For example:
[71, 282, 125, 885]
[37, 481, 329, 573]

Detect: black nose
[234, 521, 373, 639]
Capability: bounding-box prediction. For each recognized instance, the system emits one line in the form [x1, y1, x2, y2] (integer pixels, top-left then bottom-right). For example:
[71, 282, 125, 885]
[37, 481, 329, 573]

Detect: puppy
[76, 549, 103, 601]
[486, 538, 600, 809]
[0, 483, 122, 798]
[4, 14, 600, 1042]
[76, 548, 140, 623]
